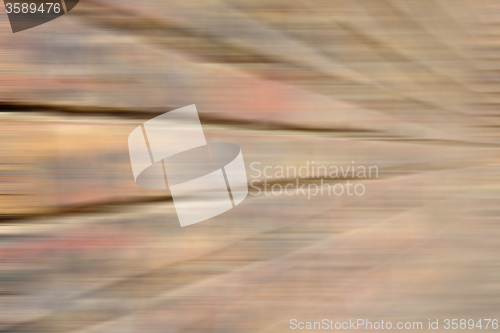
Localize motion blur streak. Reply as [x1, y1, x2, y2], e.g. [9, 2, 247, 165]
[0, 0, 500, 332]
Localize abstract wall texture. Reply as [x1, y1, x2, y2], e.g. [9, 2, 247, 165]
[0, 0, 499, 332]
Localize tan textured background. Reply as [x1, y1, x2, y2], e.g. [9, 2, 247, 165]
[0, 0, 500, 332]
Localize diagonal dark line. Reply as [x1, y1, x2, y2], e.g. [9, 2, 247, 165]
[221, 167, 235, 208]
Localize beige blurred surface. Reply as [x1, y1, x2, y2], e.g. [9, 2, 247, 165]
[0, 0, 500, 332]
